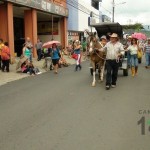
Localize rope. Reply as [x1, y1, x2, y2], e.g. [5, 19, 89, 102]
[95, 51, 106, 61]
[95, 50, 122, 64]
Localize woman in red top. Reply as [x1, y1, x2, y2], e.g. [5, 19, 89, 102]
[1, 42, 10, 72]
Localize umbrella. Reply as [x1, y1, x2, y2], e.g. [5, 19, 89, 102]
[42, 40, 60, 48]
[132, 33, 147, 40]
[16, 56, 28, 70]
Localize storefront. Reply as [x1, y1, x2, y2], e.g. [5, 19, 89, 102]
[67, 0, 100, 45]
[0, 0, 68, 57]
[68, 31, 84, 43]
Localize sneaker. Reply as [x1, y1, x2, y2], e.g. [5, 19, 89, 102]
[111, 85, 116, 88]
[105, 85, 110, 90]
[36, 72, 42, 75]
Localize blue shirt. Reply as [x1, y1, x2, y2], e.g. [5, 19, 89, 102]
[74, 48, 80, 54]
[51, 48, 60, 59]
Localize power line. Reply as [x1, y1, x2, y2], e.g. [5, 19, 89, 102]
[100, 5, 112, 14]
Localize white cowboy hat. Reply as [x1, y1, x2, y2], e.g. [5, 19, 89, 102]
[100, 35, 107, 40]
[110, 33, 118, 38]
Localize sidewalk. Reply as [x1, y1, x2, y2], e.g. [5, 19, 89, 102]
[0, 55, 76, 86]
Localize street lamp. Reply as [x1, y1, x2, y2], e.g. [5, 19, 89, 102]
[112, 0, 126, 22]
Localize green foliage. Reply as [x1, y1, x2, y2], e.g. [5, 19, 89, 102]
[122, 23, 144, 31]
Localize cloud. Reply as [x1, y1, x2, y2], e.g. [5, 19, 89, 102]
[100, 0, 150, 25]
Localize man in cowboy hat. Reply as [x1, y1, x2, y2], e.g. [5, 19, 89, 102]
[100, 33, 124, 90]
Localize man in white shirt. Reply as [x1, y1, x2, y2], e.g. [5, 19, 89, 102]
[102, 33, 124, 90]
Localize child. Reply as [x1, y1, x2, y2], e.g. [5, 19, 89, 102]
[1, 42, 10, 72]
[21, 60, 35, 76]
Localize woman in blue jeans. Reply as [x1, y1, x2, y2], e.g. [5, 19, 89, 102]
[127, 38, 139, 76]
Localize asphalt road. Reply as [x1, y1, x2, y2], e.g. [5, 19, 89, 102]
[0, 61, 150, 150]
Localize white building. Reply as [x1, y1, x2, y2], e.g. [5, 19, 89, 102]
[143, 25, 150, 31]
[67, 0, 101, 42]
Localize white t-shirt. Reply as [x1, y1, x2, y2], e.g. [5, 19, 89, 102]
[127, 45, 138, 55]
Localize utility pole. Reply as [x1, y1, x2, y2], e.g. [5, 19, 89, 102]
[112, 0, 126, 23]
[51, 15, 54, 40]
[112, 0, 115, 22]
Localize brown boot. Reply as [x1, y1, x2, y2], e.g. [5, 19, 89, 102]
[131, 67, 135, 77]
[135, 66, 138, 75]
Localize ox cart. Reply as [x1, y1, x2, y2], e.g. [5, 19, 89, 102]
[90, 22, 128, 76]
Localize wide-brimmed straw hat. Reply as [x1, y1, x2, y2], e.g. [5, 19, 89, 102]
[127, 36, 132, 39]
[110, 33, 118, 38]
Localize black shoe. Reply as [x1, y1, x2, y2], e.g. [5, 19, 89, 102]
[105, 85, 110, 90]
[75, 65, 78, 71]
[79, 64, 82, 70]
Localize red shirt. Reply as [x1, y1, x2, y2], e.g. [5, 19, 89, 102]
[1, 46, 10, 60]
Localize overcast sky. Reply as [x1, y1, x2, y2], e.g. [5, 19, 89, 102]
[100, 0, 150, 25]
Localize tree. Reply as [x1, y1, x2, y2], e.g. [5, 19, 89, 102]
[122, 23, 144, 31]
[134, 23, 144, 32]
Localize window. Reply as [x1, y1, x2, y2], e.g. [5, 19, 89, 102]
[91, 0, 99, 10]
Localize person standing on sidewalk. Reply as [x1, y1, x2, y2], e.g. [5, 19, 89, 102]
[35, 39, 43, 61]
[1, 42, 10, 72]
[144, 38, 150, 69]
[74, 40, 82, 71]
[0, 39, 4, 70]
[22, 44, 32, 62]
[24, 37, 33, 61]
[127, 38, 139, 76]
[101, 33, 124, 90]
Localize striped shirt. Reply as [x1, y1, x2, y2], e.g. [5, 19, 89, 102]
[145, 44, 150, 53]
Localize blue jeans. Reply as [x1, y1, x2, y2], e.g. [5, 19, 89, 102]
[127, 51, 131, 66]
[145, 52, 150, 66]
[130, 54, 138, 67]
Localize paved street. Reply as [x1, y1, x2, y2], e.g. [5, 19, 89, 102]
[0, 61, 150, 150]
